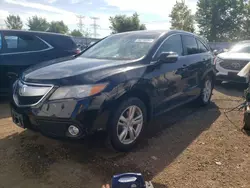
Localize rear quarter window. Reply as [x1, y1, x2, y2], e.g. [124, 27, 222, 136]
[49, 35, 77, 50]
[196, 39, 209, 53]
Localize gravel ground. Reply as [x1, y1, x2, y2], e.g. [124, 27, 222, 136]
[0, 83, 249, 188]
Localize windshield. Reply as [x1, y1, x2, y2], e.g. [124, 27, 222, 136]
[229, 44, 250, 53]
[81, 32, 161, 60]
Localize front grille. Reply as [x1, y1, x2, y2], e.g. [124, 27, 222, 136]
[17, 96, 43, 105]
[220, 60, 249, 71]
[13, 80, 53, 106]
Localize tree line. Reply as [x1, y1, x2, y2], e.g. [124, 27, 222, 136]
[4, 15, 88, 37]
[4, 0, 250, 41]
[170, 0, 250, 42]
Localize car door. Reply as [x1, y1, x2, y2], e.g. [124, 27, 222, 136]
[149, 34, 191, 115]
[181, 34, 203, 99]
[0, 32, 52, 94]
[0, 31, 7, 94]
[195, 38, 213, 89]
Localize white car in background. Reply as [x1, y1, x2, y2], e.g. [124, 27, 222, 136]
[215, 41, 250, 83]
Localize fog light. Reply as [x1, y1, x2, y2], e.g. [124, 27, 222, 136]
[68, 125, 80, 136]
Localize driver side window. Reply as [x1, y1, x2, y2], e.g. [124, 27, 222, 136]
[155, 35, 183, 58]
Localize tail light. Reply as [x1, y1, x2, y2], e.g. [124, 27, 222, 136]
[75, 48, 81, 54]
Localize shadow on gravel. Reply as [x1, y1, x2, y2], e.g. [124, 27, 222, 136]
[0, 102, 221, 187]
[215, 82, 247, 98]
[0, 97, 10, 119]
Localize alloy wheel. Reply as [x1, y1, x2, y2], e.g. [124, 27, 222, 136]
[117, 105, 143, 145]
[203, 79, 212, 103]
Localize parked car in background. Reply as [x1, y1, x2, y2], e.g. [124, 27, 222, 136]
[215, 41, 250, 83]
[11, 30, 215, 151]
[0, 30, 80, 96]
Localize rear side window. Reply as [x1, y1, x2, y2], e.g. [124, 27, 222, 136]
[3, 34, 49, 53]
[155, 34, 183, 57]
[196, 39, 209, 53]
[50, 36, 77, 50]
[182, 35, 199, 55]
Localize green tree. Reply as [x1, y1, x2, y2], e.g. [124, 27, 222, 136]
[48, 21, 69, 34]
[196, 0, 245, 41]
[27, 16, 49, 31]
[5, 15, 23, 29]
[109, 12, 146, 34]
[70, 29, 83, 37]
[241, 1, 250, 40]
[169, 0, 195, 32]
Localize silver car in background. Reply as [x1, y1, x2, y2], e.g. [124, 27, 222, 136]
[215, 41, 250, 83]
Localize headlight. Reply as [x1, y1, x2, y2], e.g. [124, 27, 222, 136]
[214, 57, 223, 65]
[49, 83, 108, 100]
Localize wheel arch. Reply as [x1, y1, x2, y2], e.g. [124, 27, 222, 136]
[110, 88, 153, 123]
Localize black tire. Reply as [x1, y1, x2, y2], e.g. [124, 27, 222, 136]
[196, 75, 214, 106]
[108, 97, 147, 152]
[243, 110, 250, 131]
[215, 80, 222, 85]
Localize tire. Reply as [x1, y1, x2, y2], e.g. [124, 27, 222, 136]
[215, 80, 222, 85]
[108, 97, 147, 152]
[243, 109, 250, 131]
[196, 75, 214, 106]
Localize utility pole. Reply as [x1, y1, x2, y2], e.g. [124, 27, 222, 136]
[90, 17, 100, 38]
[76, 15, 85, 33]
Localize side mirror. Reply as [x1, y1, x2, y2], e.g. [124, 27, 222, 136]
[158, 52, 178, 63]
[213, 50, 218, 56]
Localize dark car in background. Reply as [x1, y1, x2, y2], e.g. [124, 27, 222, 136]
[215, 41, 250, 83]
[0, 30, 80, 96]
[11, 30, 215, 151]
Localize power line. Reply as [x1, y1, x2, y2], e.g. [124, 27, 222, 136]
[90, 17, 100, 38]
[76, 15, 85, 33]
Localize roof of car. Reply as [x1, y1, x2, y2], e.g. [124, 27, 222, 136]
[112, 30, 195, 36]
[237, 40, 250, 44]
[0, 29, 71, 37]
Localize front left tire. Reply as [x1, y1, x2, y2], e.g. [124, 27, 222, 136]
[108, 97, 147, 152]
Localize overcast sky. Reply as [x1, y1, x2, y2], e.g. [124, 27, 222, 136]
[0, 0, 198, 38]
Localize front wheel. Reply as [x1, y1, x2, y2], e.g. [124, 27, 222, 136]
[196, 75, 214, 106]
[108, 98, 147, 152]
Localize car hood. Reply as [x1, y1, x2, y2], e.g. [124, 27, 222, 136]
[22, 56, 143, 85]
[218, 52, 250, 61]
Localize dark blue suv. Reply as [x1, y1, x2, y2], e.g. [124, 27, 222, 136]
[0, 30, 79, 96]
[11, 30, 215, 151]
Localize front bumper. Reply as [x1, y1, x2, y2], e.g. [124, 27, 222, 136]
[10, 96, 110, 139]
[215, 63, 248, 83]
[216, 73, 247, 83]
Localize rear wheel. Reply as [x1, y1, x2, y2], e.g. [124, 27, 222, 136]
[196, 75, 214, 106]
[108, 98, 147, 152]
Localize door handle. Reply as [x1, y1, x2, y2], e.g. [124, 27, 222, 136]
[7, 72, 18, 79]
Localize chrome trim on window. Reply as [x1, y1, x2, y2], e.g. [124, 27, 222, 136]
[0, 36, 54, 56]
[13, 81, 54, 107]
[152, 33, 182, 59]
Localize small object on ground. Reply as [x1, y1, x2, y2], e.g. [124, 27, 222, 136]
[215, 161, 222, 166]
[151, 156, 158, 160]
[111, 173, 151, 188]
